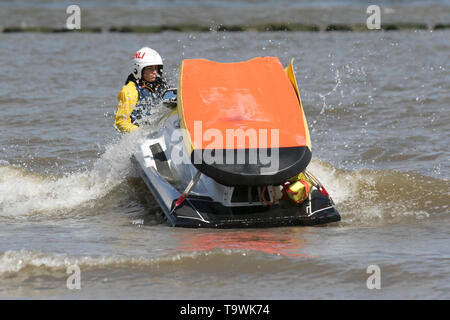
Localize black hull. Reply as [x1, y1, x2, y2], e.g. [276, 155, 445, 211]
[168, 189, 341, 228]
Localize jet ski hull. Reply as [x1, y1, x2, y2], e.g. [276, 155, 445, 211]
[132, 153, 340, 228]
[170, 190, 340, 228]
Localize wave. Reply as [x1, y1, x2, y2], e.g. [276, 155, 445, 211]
[4, 247, 445, 286]
[0, 132, 147, 219]
[0, 249, 165, 275]
[307, 160, 449, 226]
[0, 248, 304, 276]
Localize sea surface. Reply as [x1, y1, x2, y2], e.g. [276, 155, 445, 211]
[0, 0, 449, 300]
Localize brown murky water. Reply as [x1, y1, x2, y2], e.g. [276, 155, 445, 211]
[0, 0, 449, 299]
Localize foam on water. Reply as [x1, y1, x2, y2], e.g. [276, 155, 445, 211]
[307, 160, 449, 226]
[0, 132, 143, 218]
[0, 248, 289, 276]
[0, 249, 156, 274]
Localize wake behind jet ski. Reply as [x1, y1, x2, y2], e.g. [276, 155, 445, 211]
[132, 57, 341, 228]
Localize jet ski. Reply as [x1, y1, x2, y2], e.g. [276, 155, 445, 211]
[132, 57, 341, 228]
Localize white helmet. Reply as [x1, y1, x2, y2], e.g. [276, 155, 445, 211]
[132, 47, 163, 80]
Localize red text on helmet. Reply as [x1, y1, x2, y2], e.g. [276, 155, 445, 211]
[135, 51, 146, 59]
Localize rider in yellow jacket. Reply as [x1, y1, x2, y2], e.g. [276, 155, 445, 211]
[114, 47, 168, 133]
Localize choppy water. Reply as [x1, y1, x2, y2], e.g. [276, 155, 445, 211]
[0, 0, 449, 300]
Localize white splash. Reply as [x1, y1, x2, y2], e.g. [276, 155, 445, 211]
[0, 131, 147, 218]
